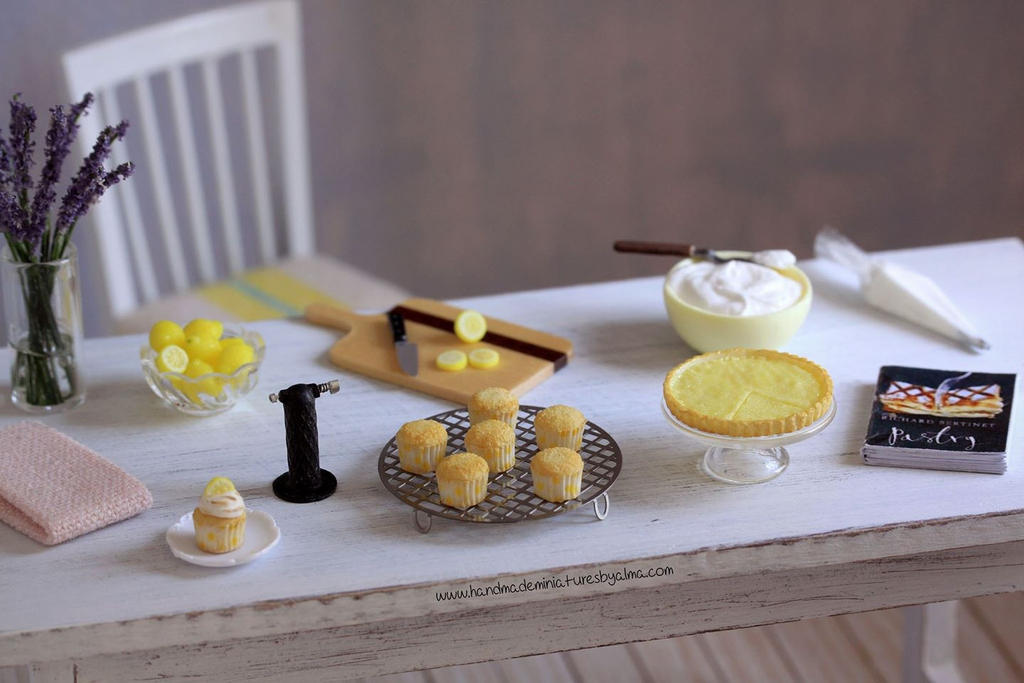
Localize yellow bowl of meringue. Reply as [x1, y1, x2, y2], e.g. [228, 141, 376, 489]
[663, 251, 812, 353]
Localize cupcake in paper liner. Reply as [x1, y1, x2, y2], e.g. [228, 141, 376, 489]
[396, 419, 448, 474]
[436, 452, 489, 509]
[465, 419, 516, 474]
[468, 387, 519, 429]
[531, 447, 584, 502]
[534, 404, 586, 451]
[193, 476, 246, 553]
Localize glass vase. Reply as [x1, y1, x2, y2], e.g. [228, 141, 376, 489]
[1, 243, 85, 413]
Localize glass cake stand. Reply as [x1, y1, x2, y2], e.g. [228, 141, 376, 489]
[661, 399, 837, 485]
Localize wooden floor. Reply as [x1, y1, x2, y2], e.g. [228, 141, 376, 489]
[359, 592, 1024, 683]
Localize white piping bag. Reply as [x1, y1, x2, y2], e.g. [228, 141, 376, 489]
[814, 228, 990, 351]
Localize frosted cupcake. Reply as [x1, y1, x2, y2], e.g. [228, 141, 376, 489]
[396, 419, 448, 474]
[534, 404, 586, 450]
[435, 452, 489, 509]
[193, 476, 246, 553]
[465, 419, 516, 474]
[468, 387, 518, 429]
[530, 447, 584, 502]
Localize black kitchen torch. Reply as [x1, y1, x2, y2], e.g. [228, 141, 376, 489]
[269, 379, 340, 503]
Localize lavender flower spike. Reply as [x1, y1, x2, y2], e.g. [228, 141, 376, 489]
[27, 93, 94, 250]
[103, 161, 135, 188]
[3, 97, 38, 241]
[25, 105, 68, 247]
[68, 92, 94, 125]
[0, 191, 21, 241]
[1, 92, 131, 261]
[7, 96, 37, 197]
[0, 134, 10, 191]
[56, 119, 129, 236]
[79, 160, 134, 218]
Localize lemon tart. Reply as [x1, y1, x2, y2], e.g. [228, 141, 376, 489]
[663, 348, 833, 437]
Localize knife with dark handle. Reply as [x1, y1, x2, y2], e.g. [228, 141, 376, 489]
[388, 311, 419, 376]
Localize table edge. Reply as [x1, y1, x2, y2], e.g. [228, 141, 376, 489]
[4, 505, 1024, 666]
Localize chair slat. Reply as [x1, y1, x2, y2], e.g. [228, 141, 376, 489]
[61, 1, 321, 324]
[61, 2, 292, 89]
[168, 66, 215, 282]
[201, 59, 245, 274]
[240, 49, 276, 265]
[135, 75, 189, 292]
[276, 2, 314, 256]
[102, 90, 160, 305]
[69, 89, 141, 318]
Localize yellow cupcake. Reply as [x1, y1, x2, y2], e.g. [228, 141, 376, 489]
[396, 419, 448, 474]
[534, 405, 586, 450]
[530, 447, 584, 502]
[465, 419, 516, 474]
[193, 476, 246, 553]
[468, 387, 518, 428]
[435, 452, 489, 509]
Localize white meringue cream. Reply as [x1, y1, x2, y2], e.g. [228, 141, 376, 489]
[751, 249, 797, 269]
[670, 259, 803, 316]
[198, 490, 245, 518]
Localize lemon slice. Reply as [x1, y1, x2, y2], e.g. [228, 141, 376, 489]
[156, 344, 189, 374]
[468, 348, 500, 369]
[454, 310, 487, 343]
[203, 476, 236, 498]
[436, 349, 468, 371]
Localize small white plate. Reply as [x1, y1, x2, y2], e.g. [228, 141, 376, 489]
[166, 508, 280, 567]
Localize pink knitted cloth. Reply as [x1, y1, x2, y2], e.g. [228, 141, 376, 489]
[0, 421, 152, 545]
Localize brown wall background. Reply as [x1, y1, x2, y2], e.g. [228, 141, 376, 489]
[313, 0, 1024, 298]
[3, 0, 1023, 330]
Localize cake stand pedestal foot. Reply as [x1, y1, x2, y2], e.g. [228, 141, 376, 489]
[701, 446, 789, 485]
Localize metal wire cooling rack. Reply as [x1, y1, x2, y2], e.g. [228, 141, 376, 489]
[378, 405, 623, 533]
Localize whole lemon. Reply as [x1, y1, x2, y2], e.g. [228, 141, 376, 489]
[183, 318, 224, 341]
[185, 359, 215, 378]
[184, 335, 221, 365]
[216, 342, 256, 375]
[181, 359, 224, 402]
[149, 320, 185, 352]
[182, 376, 225, 403]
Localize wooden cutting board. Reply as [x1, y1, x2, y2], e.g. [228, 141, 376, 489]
[305, 298, 573, 404]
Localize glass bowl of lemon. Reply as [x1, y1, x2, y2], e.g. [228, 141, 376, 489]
[140, 319, 266, 416]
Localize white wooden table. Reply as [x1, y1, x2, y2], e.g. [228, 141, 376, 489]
[1, 238, 1022, 682]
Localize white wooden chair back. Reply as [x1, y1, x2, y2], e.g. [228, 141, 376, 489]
[62, 0, 314, 320]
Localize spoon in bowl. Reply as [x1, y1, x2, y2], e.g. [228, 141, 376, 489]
[613, 240, 751, 263]
[614, 241, 798, 269]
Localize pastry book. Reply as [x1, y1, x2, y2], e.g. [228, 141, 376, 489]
[861, 366, 1016, 474]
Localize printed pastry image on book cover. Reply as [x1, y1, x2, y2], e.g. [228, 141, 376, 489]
[879, 375, 1004, 418]
[862, 366, 1016, 474]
